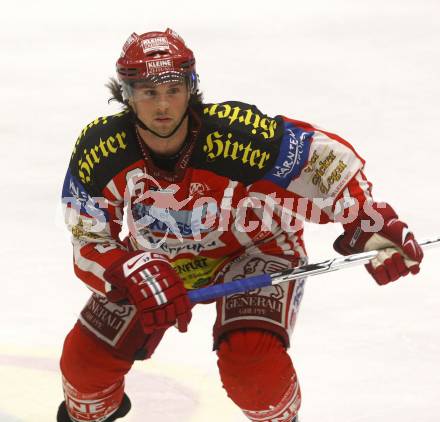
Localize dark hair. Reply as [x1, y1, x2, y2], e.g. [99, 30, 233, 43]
[106, 77, 204, 109]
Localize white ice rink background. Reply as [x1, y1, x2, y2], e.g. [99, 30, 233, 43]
[1, 0, 439, 420]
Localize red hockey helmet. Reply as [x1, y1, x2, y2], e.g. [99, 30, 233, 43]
[116, 28, 198, 99]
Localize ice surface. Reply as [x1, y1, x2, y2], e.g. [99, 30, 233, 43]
[1, 0, 439, 420]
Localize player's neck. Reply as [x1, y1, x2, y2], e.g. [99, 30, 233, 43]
[137, 117, 189, 157]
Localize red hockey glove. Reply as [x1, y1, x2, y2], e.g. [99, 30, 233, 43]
[333, 202, 423, 285]
[104, 252, 192, 333]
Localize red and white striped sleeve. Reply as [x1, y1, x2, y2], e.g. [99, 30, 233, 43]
[62, 169, 129, 299]
[283, 118, 373, 224]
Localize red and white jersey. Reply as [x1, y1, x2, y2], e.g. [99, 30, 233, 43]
[61, 101, 373, 296]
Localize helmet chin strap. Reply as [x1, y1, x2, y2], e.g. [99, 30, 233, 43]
[130, 106, 189, 139]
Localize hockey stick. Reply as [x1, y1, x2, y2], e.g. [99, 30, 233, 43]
[187, 236, 440, 303]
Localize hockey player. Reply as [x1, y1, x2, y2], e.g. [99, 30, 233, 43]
[58, 28, 424, 422]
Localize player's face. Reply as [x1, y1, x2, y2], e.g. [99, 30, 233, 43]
[130, 81, 190, 137]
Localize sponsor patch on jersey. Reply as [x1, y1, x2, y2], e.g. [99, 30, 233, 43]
[218, 256, 291, 324]
[79, 294, 136, 348]
[132, 202, 216, 238]
[193, 102, 282, 185]
[264, 122, 312, 188]
[171, 256, 225, 289]
[62, 170, 109, 222]
[189, 182, 209, 197]
[75, 130, 128, 185]
[203, 102, 278, 140]
[302, 146, 348, 196]
[143, 231, 225, 258]
[287, 130, 363, 199]
[202, 131, 273, 170]
[72, 112, 129, 158]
